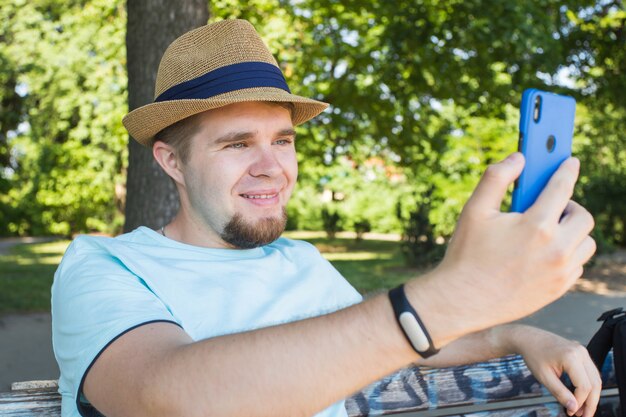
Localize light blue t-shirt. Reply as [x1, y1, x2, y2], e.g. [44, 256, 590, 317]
[52, 226, 362, 417]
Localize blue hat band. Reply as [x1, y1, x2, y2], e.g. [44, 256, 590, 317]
[154, 61, 291, 103]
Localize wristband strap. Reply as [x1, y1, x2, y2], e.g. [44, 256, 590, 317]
[388, 284, 439, 358]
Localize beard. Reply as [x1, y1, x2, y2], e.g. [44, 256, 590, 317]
[220, 208, 287, 249]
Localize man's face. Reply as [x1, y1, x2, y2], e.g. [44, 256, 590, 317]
[180, 102, 298, 249]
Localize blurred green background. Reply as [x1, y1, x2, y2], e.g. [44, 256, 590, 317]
[1, 0, 624, 259]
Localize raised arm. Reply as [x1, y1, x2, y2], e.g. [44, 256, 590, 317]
[83, 153, 597, 417]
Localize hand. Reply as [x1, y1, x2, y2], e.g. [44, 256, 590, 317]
[409, 153, 596, 344]
[506, 326, 602, 417]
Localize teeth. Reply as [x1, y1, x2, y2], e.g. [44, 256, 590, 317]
[242, 194, 276, 199]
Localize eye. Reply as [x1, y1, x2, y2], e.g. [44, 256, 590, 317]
[274, 138, 293, 145]
[228, 142, 247, 149]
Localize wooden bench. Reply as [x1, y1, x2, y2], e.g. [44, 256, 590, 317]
[0, 353, 619, 416]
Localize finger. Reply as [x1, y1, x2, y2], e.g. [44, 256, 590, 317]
[568, 358, 594, 417]
[551, 238, 594, 292]
[526, 157, 580, 224]
[566, 266, 585, 289]
[573, 384, 592, 417]
[538, 371, 578, 415]
[581, 357, 602, 417]
[570, 236, 597, 269]
[559, 202, 595, 252]
[466, 153, 525, 213]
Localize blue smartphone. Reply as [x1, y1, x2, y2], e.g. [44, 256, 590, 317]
[511, 89, 576, 213]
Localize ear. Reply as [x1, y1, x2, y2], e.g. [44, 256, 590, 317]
[153, 141, 186, 187]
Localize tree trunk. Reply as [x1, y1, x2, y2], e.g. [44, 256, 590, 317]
[124, 0, 209, 232]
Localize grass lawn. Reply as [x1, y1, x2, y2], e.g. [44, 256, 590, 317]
[284, 231, 424, 294]
[0, 232, 424, 315]
[0, 240, 70, 314]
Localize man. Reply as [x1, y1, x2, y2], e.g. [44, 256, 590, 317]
[52, 19, 600, 417]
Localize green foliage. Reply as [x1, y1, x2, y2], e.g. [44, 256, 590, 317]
[428, 105, 519, 236]
[564, 3, 626, 248]
[287, 156, 410, 235]
[1, 0, 127, 236]
[395, 187, 445, 267]
[573, 103, 626, 249]
[565, 3, 626, 110]
[320, 157, 410, 233]
[285, 183, 325, 230]
[1, 0, 623, 261]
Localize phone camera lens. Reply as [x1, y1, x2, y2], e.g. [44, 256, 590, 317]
[546, 135, 556, 153]
[533, 96, 542, 122]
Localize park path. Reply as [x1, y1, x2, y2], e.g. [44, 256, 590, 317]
[0, 313, 57, 392]
[0, 237, 61, 392]
[0, 237, 59, 255]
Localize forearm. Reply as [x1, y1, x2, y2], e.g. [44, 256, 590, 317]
[141, 274, 542, 417]
[148, 268, 533, 416]
[417, 324, 527, 368]
[145, 295, 417, 417]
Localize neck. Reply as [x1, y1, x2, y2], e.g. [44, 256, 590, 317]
[162, 209, 235, 250]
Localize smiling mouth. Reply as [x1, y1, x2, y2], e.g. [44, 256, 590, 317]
[240, 193, 278, 200]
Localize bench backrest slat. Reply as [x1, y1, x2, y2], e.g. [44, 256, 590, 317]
[0, 388, 61, 416]
[346, 353, 617, 416]
[0, 352, 617, 416]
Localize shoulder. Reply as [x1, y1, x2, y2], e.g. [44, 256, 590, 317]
[61, 227, 151, 259]
[271, 238, 363, 306]
[270, 237, 323, 256]
[58, 235, 114, 268]
[58, 233, 124, 268]
[53, 237, 115, 296]
[54, 229, 148, 285]
[272, 237, 317, 250]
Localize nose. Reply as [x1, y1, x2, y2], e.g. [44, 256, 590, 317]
[249, 145, 282, 178]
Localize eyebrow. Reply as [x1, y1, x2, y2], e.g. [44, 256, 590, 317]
[212, 128, 297, 146]
[277, 128, 297, 138]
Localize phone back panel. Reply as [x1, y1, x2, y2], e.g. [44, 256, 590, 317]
[511, 89, 576, 213]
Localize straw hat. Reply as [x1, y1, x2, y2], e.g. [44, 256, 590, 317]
[122, 19, 328, 146]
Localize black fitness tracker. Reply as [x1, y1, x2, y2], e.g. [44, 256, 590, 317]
[388, 284, 439, 358]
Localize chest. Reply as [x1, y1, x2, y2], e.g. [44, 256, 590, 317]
[138, 255, 356, 340]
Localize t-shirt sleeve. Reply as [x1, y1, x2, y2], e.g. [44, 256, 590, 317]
[51, 238, 181, 415]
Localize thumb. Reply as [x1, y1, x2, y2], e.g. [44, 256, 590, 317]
[466, 153, 525, 213]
